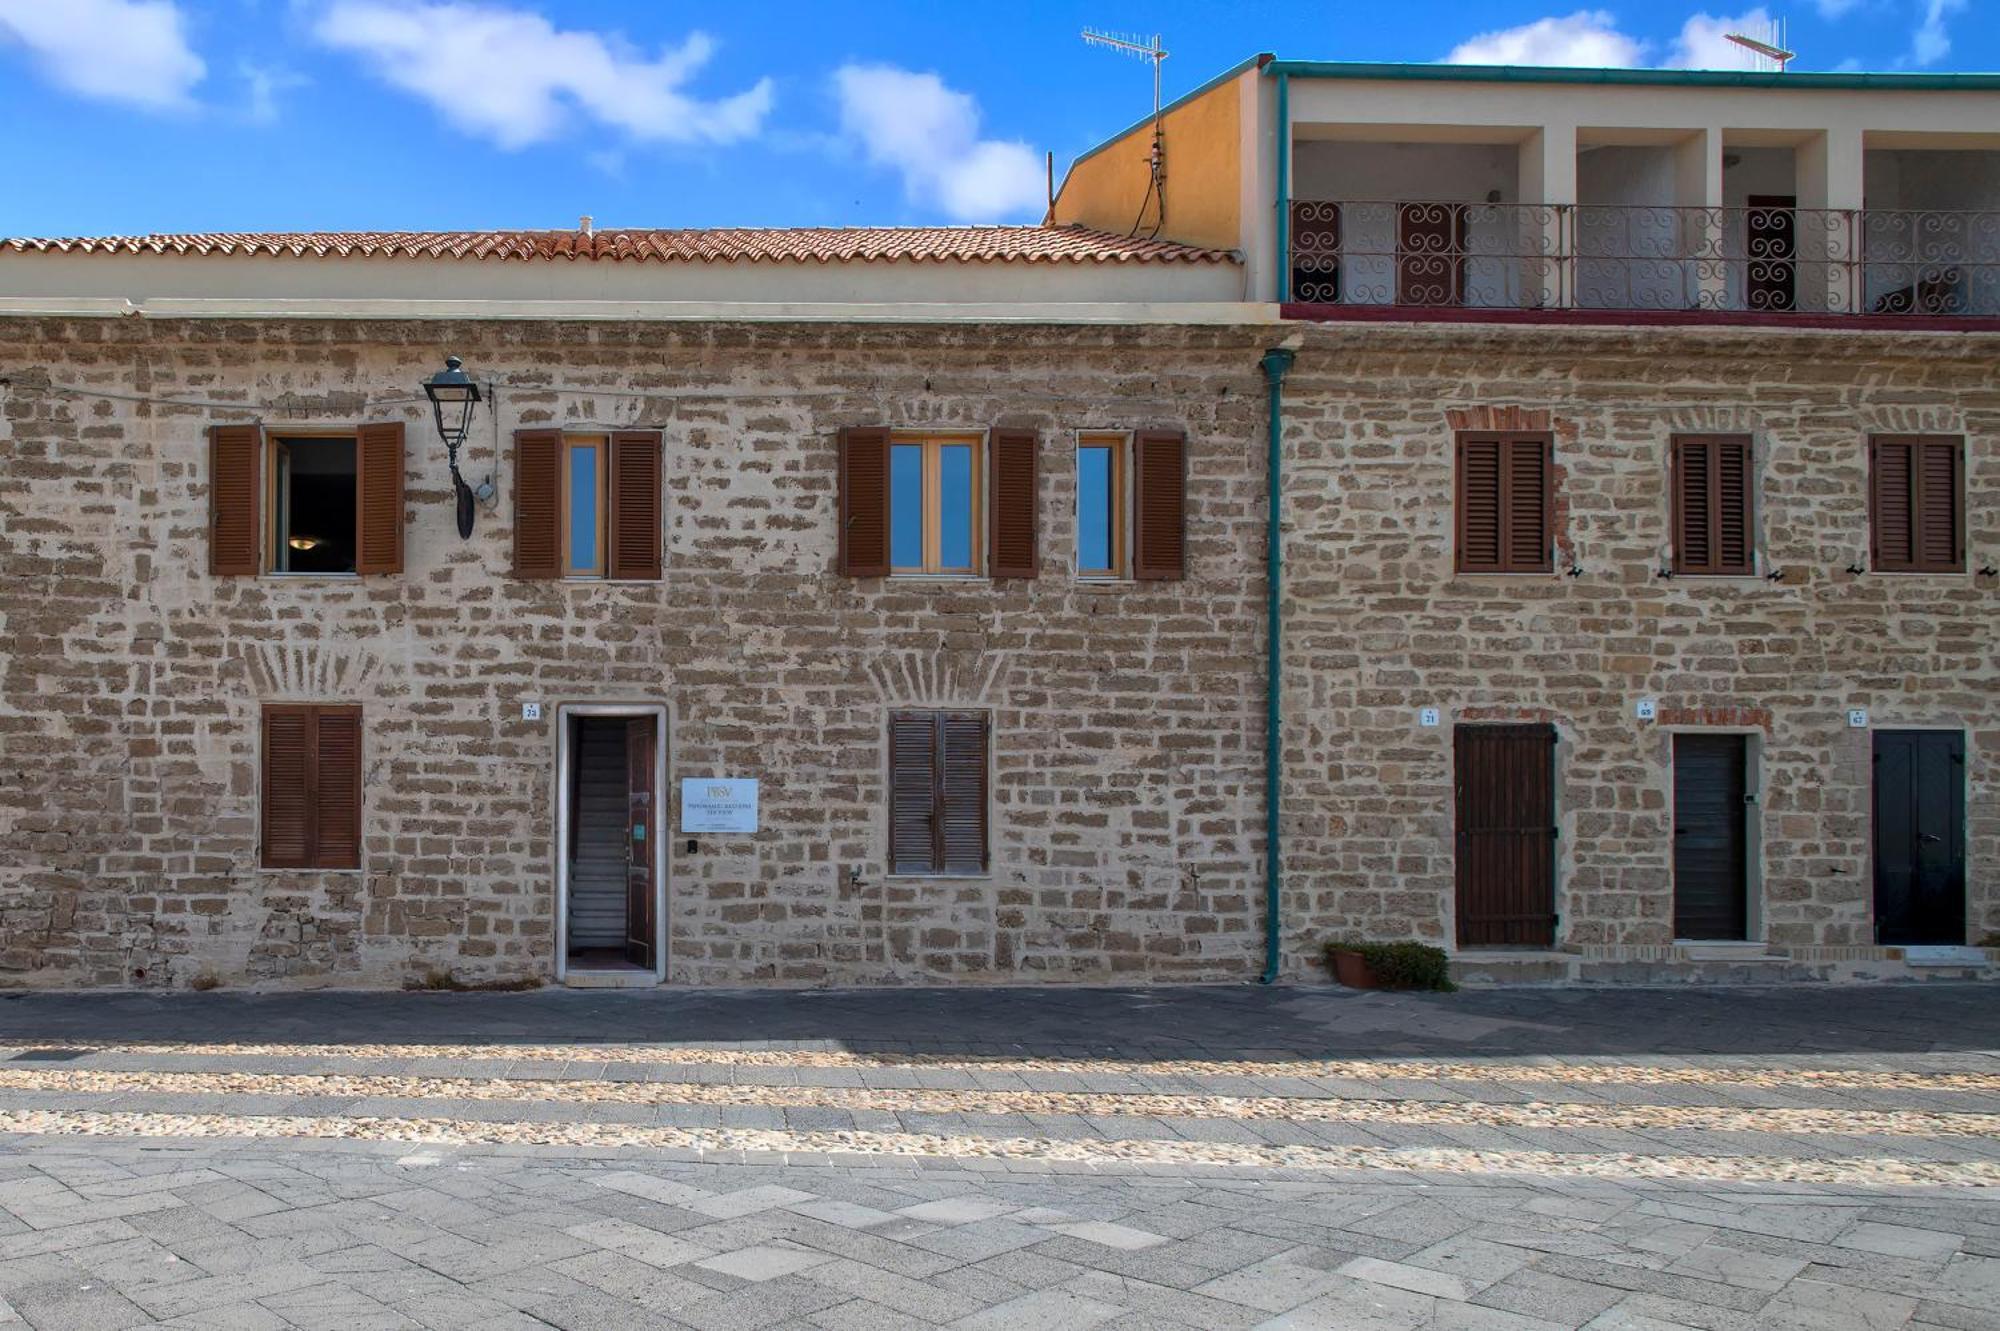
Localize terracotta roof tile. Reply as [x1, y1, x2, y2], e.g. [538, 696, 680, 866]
[0, 225, 1236, 266]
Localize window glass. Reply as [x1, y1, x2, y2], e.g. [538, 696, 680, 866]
[273, 437, 357, 573]
[1078, 444, 1114, 573]
[937, 444, 973, 571]
[567, 443, 600, 575]
[891, 444, 924, 569]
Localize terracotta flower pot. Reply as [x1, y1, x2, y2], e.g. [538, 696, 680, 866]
[1329, 949, 1380, 989]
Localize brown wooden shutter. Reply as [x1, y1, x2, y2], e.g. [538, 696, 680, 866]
[354, 422, 405, 575]
[987, 428, 1038, 579]
[1672, 434, 1753, 576]
[1131, 428, 1187, 580]
[512, 429, 562, 579]
[1871, 435, 1963, 572]
[311, 707, 363, 868]
[1917, 438, 1964, 571]
[839, 427, 891, 577]
[209, 424, 262, 576]
[888, 711, 938, 874]
[261, 705, 312, 868]
[607, 429, 663, 580]
[1505, 436, 1551, 572]
[938, 711, 989, 874]
[1456, 436, 1503, 571]
[1457, 433, 1551, 573]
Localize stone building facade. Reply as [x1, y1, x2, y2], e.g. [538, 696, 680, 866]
[1, 308, 1992, 989]
[0, 313, 1279, 988]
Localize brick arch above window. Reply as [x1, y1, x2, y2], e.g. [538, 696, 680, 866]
[1444, 406, 1552, 434]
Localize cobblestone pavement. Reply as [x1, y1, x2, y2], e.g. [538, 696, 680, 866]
[0, 984, 1995, 1329]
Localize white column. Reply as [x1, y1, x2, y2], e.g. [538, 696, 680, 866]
[1798, 127, 1865, 312]
[1520, 124, 1576, 307]
[1676, 128, 1725, 310]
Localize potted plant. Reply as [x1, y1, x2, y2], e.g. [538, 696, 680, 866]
[1324, 939, 1455, 992]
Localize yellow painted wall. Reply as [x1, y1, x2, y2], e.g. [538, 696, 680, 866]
[1054, 71, 1246, 251]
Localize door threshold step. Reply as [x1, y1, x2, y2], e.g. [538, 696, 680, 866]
[1901, 946, 1991, 968]
[1678, 943, 1784, 962]
[563, 968, 658, 988]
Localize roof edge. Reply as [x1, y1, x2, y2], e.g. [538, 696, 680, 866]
[1261, 60, 2000, 91]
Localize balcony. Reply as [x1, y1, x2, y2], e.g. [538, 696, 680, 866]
[1287, 200, 2000, 319]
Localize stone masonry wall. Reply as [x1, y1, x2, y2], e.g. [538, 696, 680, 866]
[0, 317, 1272, 988]
[1, 314, 1993, 989]
[1278, 323, 1997, 969]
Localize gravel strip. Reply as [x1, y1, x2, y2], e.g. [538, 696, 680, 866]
[2, 1066, 1993, 1140]
[6, 1043, 1991, 1092]
[3, 1107, 1993, 1187]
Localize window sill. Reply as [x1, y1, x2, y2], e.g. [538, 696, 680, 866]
[263, 572, 360, 580]
[883, 872, 993, 882]
[257, 866, 364, 874]
[888, 574, 989, 583]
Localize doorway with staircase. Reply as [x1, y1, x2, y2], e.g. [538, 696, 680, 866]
[555, 704, 666, 985]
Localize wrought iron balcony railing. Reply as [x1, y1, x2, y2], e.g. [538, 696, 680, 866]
[1288, 200, 2000, 317]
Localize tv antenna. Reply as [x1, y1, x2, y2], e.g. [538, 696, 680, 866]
[1725, 18, 1795, 72]
[1082, 28, 1170, 237]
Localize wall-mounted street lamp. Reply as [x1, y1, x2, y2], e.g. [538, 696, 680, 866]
[422, 355, 484, 539]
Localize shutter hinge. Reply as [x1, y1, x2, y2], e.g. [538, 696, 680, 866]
[1549, 825, 1559, 840]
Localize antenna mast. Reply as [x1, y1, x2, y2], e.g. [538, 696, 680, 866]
[1082, 28, 1170, 237]
[1725, 17, 1795, 71]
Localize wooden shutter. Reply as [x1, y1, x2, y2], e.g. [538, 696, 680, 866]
[1872, 435, 1964, 573]
[311, 707, 362, 868]
[262, 704, 362, 869]
[354, 422, 405, 575]
[938, 712, 990, 874]
[607, 429, 663, 580]
[261, 705, 312, 868]
[838, 427, 891, 577]
[512, 429, 562, 579]
[209, 424, 262, 576]
[1672, 434, 1753, 575]
[888, 711, 938, 874]
[1457, 433, 1551, 573]
[987, 428, 1038, 579]
[1131, 428, 1187, 580]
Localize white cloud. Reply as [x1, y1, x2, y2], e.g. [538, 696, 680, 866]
[240, 60, 308, 124]
[1446, 11, 1643, 66]
[1447, 7, 1795, 71]
[0, 0, 205, 110]
[833, 63, 1045, 221]
[1910, 0, 1965, 65]
[313, 2, 773, 149]
[1670, 10, 1779, 68]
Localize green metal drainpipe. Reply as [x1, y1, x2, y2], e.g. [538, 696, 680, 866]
[1258, 346, 1295, 985]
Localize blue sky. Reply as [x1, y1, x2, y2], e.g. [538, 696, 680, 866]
[0, 1, 1992, 237]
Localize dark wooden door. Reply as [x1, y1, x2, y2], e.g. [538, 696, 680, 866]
[1745, 194, 1796, 312]
[1874, 731, 1965, 945]
[624, 716, 658, 968]
[1455, 724, 1555, 947]
[1398, 202, 1468, 306]
[1673, 735, 1749, 940]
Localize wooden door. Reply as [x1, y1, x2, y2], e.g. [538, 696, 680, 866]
[1745, 194, 1796, 312]
[1398, 203, 1467, 306]
[1673, 735, 1749, 940]
[624, 716, 658, 968]
[1874, 731, 1965, 945]
[1455, 724, 1556, 947]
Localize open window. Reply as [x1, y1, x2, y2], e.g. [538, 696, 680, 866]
[271, 435, 358, 574]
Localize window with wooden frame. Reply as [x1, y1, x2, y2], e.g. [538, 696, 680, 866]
[1870, 435, 1965, 573]
[1455, 432, 1553, 574]
[1076, 433, 1128, 578]
[261, 704, 363, 870]
[890, 434, 983, 575]
[1671, 434, 1755, 576]
[208, 423, 404, 576]
[512, 429, 661, 580]
[887, 709, 989, 876]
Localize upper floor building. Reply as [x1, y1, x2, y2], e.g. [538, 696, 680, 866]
[1054, 56, 2000, 324]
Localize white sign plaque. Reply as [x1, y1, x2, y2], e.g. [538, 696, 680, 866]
[681, 778, 759, 833]
[521, 702, 543, 721]
[1635, 698, 1657, 721]
[1418, 707, 1440, 728]
[1847, 708, 1869, 729]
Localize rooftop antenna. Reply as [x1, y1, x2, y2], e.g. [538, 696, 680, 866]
[1082, 28, 1169, 237]
[1725, 17, 1795, 71]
